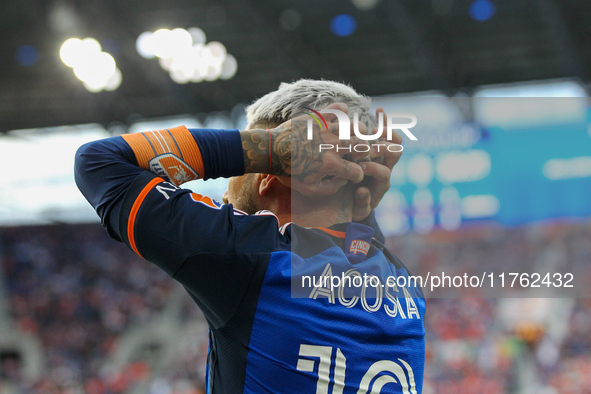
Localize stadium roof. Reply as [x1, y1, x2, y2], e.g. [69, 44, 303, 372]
[1, 0, 590, 133]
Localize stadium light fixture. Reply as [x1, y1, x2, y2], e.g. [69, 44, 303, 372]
[59, 37, 121, 93]
[136, 27, 237, 84]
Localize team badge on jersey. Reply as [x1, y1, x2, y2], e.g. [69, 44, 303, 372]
[149, 153, 199, 185]
[350, 239, 370, 255]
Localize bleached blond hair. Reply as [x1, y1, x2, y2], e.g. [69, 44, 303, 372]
[245, 79, 376, 130]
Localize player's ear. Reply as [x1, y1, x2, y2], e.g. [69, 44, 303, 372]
[222, 190, 229, 204]
[259, 174, 280, 196]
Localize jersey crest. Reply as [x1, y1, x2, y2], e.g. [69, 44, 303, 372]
[149, 153, 199, 185]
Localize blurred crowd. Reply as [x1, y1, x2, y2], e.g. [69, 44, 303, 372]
[0, 218, 589, 393]
[386, 219, 591, 394]
[0, 224, 176, 393]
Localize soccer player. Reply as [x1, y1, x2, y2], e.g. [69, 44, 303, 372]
[75, 80, 425, 394]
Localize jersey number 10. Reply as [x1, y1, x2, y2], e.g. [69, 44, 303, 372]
[296, 344, 417, 394]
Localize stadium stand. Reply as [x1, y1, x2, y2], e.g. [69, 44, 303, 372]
[387, 219, 591, 394]
[1, 219, 590, 393]
[0, 224, 193, 393]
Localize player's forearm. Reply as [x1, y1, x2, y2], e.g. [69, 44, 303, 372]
[121, 126, 244, 184]
[240, 127, 291, 176]
[74, 126, 244, 238]
[240, 121, 320, 179]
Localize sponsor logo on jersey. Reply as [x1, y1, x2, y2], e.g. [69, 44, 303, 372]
[349, 239, 370, 255]
[149, 153, 199, 185]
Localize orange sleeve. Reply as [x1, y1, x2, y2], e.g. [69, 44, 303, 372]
[121, 126, 205, 186]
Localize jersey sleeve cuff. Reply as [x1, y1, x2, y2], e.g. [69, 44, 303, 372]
[189, 128, 245, 179]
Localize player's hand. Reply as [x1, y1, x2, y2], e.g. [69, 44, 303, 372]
[272, 103, 368, 196]
[352, 107, 403, 221]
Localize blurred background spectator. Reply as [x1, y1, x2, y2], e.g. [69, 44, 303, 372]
[1, 0, 591, 393]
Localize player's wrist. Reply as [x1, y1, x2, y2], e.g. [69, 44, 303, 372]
[240, 128, 290, 176]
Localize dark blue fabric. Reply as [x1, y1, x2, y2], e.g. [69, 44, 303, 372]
[243, 224, 426, 394]
[189, 128, 244, 179]
[357, 210, 385, 244]
[344, 222, 374, 264]
[74, 129, 243, 238]
[74, 136, 140, 240]
[73, 129, 421, 394]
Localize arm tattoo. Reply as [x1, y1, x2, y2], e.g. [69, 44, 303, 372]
[240, 121, 326, 180]
[240, 129, 271, 174]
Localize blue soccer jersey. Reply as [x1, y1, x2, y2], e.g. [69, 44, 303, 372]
[74, 126, 426, 394]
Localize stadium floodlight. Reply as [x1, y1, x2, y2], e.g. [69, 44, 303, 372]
[170, 68, 192, 84]
[60, 38, 82, 66]
[81, 38, 101, 54]
[220, 54, 238, 80]
[150, 29, 173, 58]
[80, 71, 122, 93]
[83, 78, 107, 93]
[169, 28, 193, 55]
[73, 52, 116, 84]
[136, 27, 237, 84]
[104, 68, 122, 91]
[136, 31, 155, 58]
[204, 63, 223, 81]
[188, 27, 206, 45]
[60, 38, 101, 68]
[206, 42, 227, 63]
[59, 37, 121, 93]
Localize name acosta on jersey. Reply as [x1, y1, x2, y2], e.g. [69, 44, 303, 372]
[303, 263, 421, 320]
